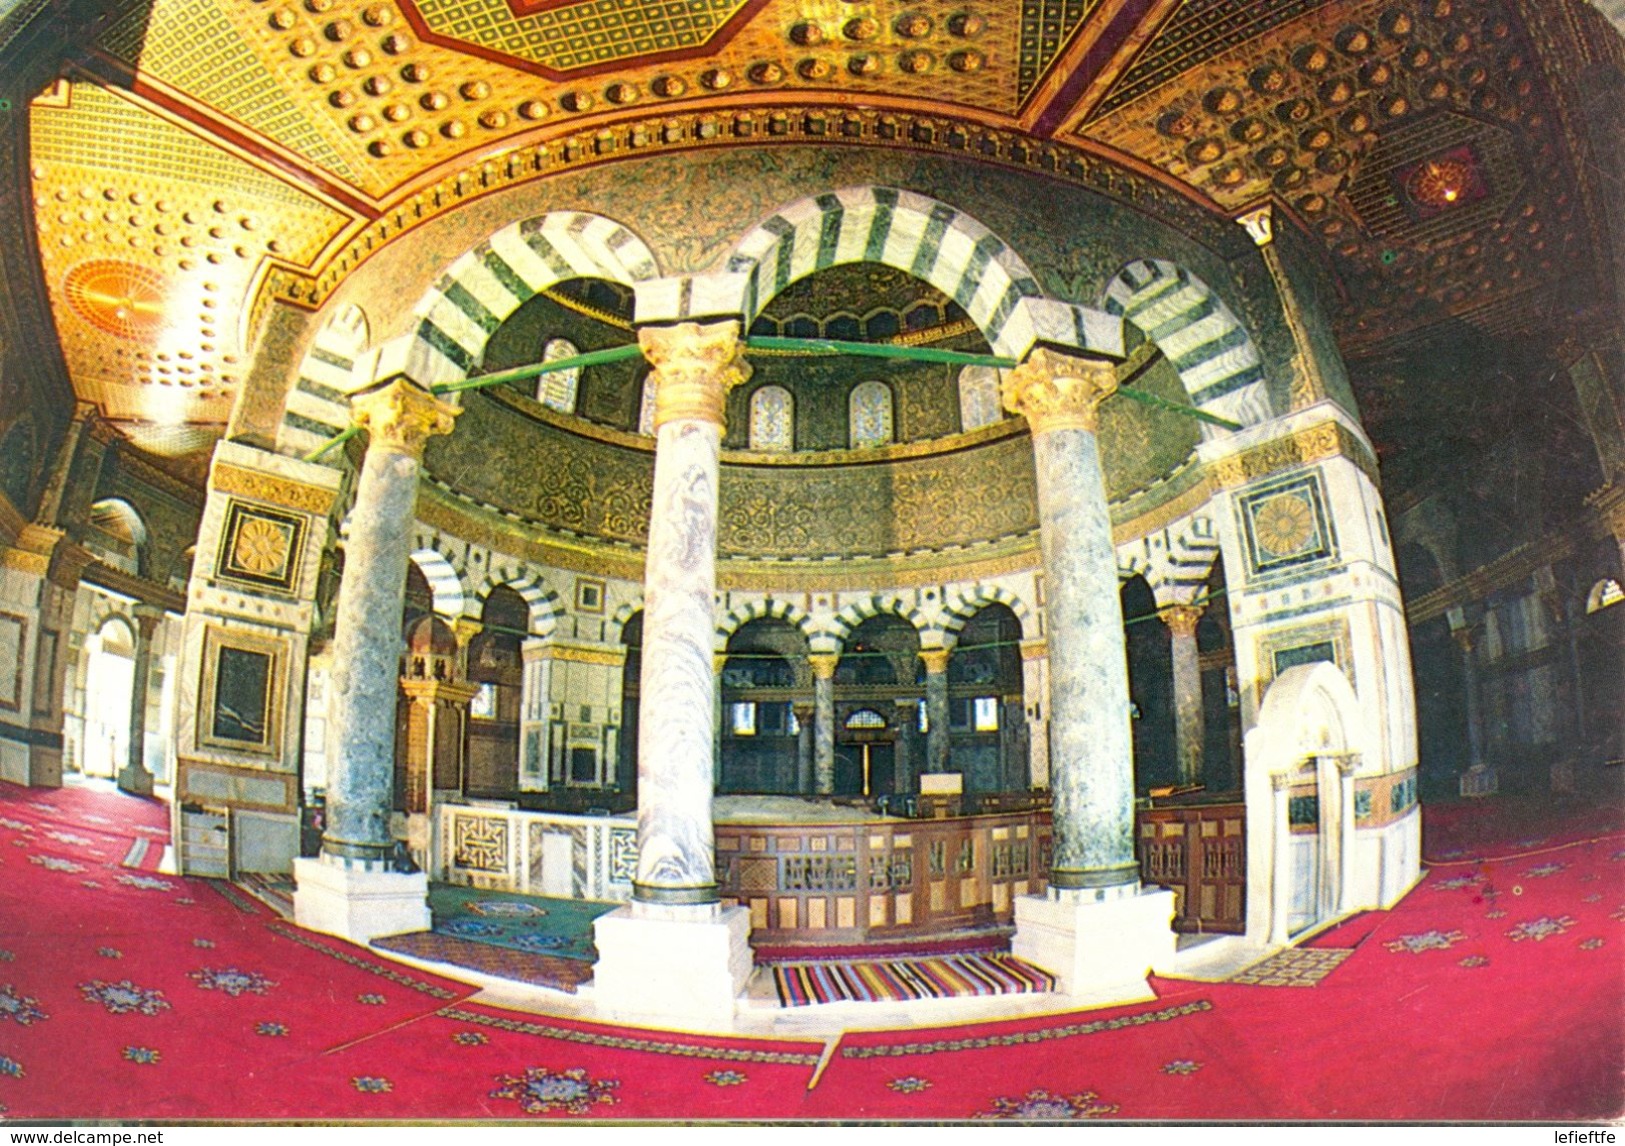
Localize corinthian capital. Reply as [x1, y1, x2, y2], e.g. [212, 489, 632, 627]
[351, 379, 459, 460]
[1158, 603, 1205, 639]
[1001, 347, 1120, 435]
[638, 320, 752, 430]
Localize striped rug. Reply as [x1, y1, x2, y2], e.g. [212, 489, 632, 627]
[771, 953, 1056, 1006]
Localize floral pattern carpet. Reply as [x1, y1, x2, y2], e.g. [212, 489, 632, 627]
[0, 777, 1620, 1122]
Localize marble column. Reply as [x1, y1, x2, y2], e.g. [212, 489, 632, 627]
[1238, 205, 1328, 412]
[626, 321, 749, 906]
[1159, 603, 1205, 788]
[712, 652, 726, 790]
[920, 647, 951, 775]
[593, 320, 753, 1025]
[1335, 755, 1359, 916]
[319, 380, 458, 863]
[1002, 350, 1138, 892]
[1268, 771, 1293, 948]
[116, 605, 163, 796]
[793, 702, 815, 795]
[1454, 625, 1487, 769]
[894, 698, 918, 795]
[294, 375, 457, 944]
[1005, 348, 1175, 1003]
[809, 653, 837, 796]
[1020, 638, 1050, 789]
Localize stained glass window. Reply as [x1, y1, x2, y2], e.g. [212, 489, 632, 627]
[637, 374, 657, 435]
[536, 338, 580, 413]
[849, 381, 894, 448]
[958, 365, 1005, 431]
[748, 385, 794, 451]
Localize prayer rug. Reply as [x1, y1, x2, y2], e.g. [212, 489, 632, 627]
[1226, 947, 1353, 986]
[753, 933, 1008, 963]
[373, 931, 596, 993]
[234, 872, 295, 918]
[420, 884, 617, 962]
[771, 952, 1055, 1006]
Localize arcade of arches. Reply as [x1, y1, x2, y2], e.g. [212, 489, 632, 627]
[1, 0, 1623, 1029]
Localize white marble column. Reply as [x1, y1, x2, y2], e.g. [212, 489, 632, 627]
[519, 636, 552, 792]
[1005, 348, 1175, 1002]
[593, 320, 753, 1024]
[1159, 603, 1205, 788]
[809, 652, 837, 795]
[1269, 770, 1293, 948]
[294, 376, 456, 944]
[920, 646, 951, 775]
[626, 321, 749, 905]
[1021, 638, 1050, 789]
[793, 702, 815, 794]
[116, 605, 163, 797]
[1335, 755, 1358, 916]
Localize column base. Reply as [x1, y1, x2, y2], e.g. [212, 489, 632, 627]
[1012, 886, 1176, 1006]
[591, 903, 752, 1027]
[116, 765, 154, 797]
[292, 855, 430, 944]
[1459, 763, 1497, 798]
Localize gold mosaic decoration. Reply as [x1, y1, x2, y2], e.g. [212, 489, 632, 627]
[31, 79, 352, 450]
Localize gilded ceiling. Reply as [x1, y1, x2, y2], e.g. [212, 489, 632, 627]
[13, 0, 1622, 478]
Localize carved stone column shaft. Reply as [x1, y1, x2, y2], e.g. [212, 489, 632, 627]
[322, 379, 458, 863]
[1004, 349, 1137, 891]
[631, 321, 748, 905]
[920, 646, 951, 775]
[1160, 603, 1205, 788]
[809, 652, 837, 796]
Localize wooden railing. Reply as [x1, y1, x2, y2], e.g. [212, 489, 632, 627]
[1136, 801, 1247, 933]
[716, 811, 1053, 944]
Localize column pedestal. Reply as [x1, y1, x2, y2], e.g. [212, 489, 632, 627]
[591, 903, 752, 1026]
[1011, 887, 1176, 1005]
[292, 855, 430, 943]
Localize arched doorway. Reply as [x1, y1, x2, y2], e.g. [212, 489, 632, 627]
[834, 614, 922, 798]
[465, 586, 527, 795]
[1122, 575, 1175, 793]
[80, 615, 136, 779]
[947, 603, 1025, 794]
[719, 617, 808, 795]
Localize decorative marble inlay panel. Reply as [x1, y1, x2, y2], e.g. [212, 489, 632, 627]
[607, 827, 637, 885]
[1235, 469, 1336, 581]
[214, 500, 307, 595]
[453, 814, 509, 873]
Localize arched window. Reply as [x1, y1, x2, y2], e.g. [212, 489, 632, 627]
[848, 381, 894, 449]
[748, 385, 794, 451]
[957, 365, 1004, 431]
[536, 338, 580, 413]
[637, 374, 657, 436]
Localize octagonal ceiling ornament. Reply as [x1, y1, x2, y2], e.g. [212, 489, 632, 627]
[397, 0, 770, 79]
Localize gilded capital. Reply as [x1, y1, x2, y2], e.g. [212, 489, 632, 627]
[638, 320, 752, 430]
[807, 652, 838, 681]
[1001, 348, 1120, 435]
[1158, 603, 1205, 639]
[917, 647, 951, 675]
[351, 379, 459, 460]
[1237, 204, 1275, 247]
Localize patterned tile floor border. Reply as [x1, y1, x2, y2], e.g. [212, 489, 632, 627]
[1228, 947, 1354, 987]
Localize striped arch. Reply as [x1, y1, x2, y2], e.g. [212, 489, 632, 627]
[827, 594, 929, 652]
[407, 211, 659, 391]
[474, 570, 561, 637]
[726, 187, 1044, 359]
[1115, 512, 1222, 608]
[940, 584, 1034, 648]
[278, 303, 371, 461]
[1101, 260, 1272, 429]
[408, 547, 468, 618]
[715, 596, 814, 644]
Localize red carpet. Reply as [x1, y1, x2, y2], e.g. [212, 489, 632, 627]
[0, 778, 1620, 1122]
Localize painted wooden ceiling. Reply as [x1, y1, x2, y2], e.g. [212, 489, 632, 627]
[18, 0, 1623, 479]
